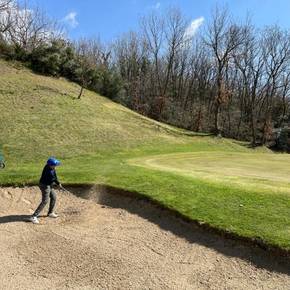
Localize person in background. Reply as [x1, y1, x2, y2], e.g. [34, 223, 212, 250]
[30, 157, 62, 224]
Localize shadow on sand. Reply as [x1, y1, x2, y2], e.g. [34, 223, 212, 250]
[0, 215, 31, 223]
[68, 184, 290, 277]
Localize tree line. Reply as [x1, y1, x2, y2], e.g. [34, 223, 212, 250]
[1, 0, 290, 146]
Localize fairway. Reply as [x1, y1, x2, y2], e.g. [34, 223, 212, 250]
[130, 152, 290, 193]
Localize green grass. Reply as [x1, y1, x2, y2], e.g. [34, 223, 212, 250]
[129, 151, 290, 194]
[0, 59, 289, 251]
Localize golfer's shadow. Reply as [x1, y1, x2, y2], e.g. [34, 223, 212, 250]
[0, 214, 51, 224]
[0, 215, 31, 224]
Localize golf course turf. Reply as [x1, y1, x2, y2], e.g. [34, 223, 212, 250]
[0, 60, 290, 252]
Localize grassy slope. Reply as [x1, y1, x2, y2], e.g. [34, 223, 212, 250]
[0, 60, 289, 250]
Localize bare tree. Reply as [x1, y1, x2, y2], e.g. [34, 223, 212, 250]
[75, 37, 107, 68]
[0, 0, 14, 34]
[163, 9, 187, 94]
[234, 23, 265, 145]
[261, 27, 290, 143]
[113, 31, 149, 111]
[141, 13, 164, 100]
[0, 0, 12, 13]
[5, 1, 60, 52]
[205, 7, 244, 135]
[73, 38, 112, 99]
[278, 68, 290, 127]
[74, 40, 94, 99]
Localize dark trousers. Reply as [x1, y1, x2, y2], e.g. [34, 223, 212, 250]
[33, 184, 56, 217]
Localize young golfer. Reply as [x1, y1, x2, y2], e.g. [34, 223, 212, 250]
[30, 157, 62, 224]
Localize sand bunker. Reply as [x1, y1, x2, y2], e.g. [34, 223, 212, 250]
[0, 186, 289, 289]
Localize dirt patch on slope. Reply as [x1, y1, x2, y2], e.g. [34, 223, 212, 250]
[0, 186, 289, 289]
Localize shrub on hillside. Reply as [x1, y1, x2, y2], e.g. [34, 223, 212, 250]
[29, 40, 76, 77]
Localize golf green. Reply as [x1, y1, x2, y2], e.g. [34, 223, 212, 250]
[129, 152, 290, 194]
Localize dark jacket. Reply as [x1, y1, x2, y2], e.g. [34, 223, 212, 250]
[39, 164, 60, 186]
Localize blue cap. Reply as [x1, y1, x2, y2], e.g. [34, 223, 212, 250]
[47, 157, 61, 166]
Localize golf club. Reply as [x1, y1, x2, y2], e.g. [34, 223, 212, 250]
[59, 185, 70, 193]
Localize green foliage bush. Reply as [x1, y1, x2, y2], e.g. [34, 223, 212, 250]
[0, 39, 124, 100]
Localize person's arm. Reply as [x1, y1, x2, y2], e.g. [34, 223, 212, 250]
[53, 170, 60, 186]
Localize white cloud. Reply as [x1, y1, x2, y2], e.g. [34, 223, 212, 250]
[184, 17, 204, 40]
[148, 2, 160, 10]
[154, 2, 161, 9]
[63, 11, 78, 28]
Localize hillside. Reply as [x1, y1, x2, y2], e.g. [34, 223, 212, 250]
[0, 60, 290, 252]
[0, 60, 187, 161]
[0, 59, 250, 183]
[0, 60, 250, 161]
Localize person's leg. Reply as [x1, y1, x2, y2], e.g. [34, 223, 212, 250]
[48, 187, 57, 215]
[32, 185, 50, 217]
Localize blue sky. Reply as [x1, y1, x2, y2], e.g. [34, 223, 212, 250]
[29, 0, 290, 42]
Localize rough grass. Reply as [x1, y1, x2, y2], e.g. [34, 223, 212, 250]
[0, 59, 289, 251]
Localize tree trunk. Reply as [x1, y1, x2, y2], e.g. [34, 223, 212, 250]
[214, 70, 223, 137]
[214, 102, 221, 136]
[194, 106, 203, 132]
[78, 86, 84, 99]
[250, 107, 256, 146]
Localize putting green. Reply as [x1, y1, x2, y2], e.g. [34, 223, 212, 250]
[129, 152, 290, 194]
